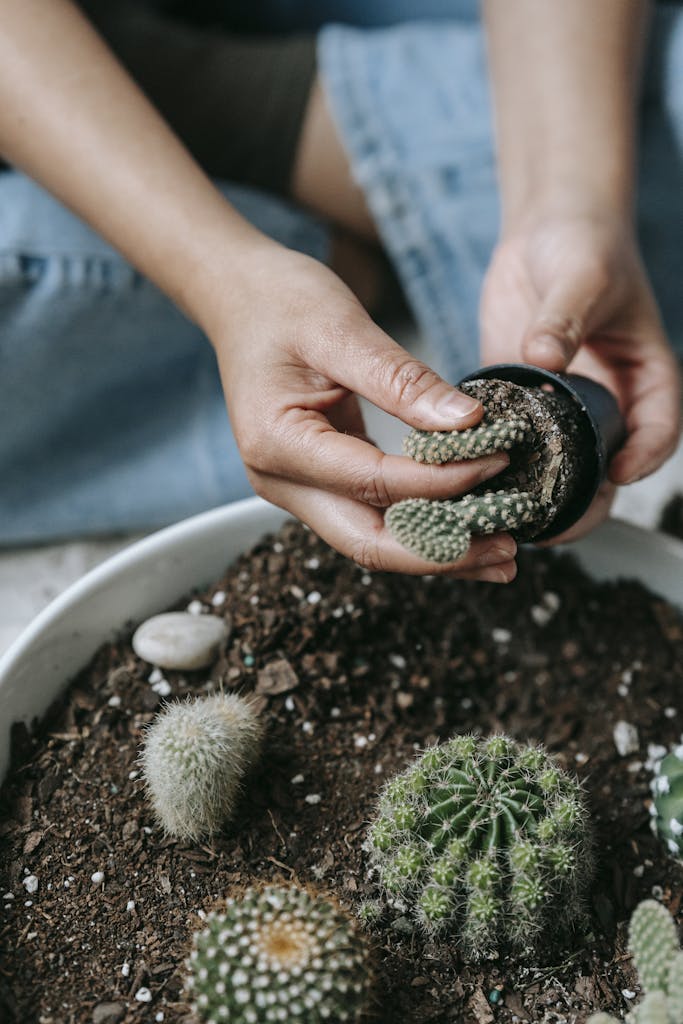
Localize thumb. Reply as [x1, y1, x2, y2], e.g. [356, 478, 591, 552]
[522, 273, 604, 372]
[318, 318, 483, 431]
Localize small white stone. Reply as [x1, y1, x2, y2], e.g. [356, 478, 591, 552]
[272, 542, 284, 553]
[543, 591, 561, 613]
[664, 706, 677, 719]
[284, 697, 295, 712]
[331, 608, 344, 619]
[492, 628, 512, 645]
[152, 679, 172, 697]
[622, 989, 636, 1000]
[291, 774, 304, 785]
[389, 654, 406, 670]
[91, 871, 105, 885]
[122, 963, 131, 977]
[302, 721, 313, 734]
[304, 558, 320, 570]
[306, 591, 322, 605]
[128, 770, 139, 780]
[330, 707, 341, 718]
[211, 590, 226, 607]
[574, 752, 589, 765]
[249, 594, 259, 606]
[633, 865, 645, 878]
[289, 586, 304, 600]
[530, 604, 552, 627]
[132, 612, 229, 670]
[22, 875, 38, 894]
[135, 987, 152, 1003]
[107, 695, 122, 708]
[155, 1014, 165, 1022]
[613, 721, 639, 757]
[361, 575, 371, 586]
[148, 667, 164, 684]
[374, 763, 383, 774]
[186, 600, 204, 615]
[354, 736, 368, 749]
[3, 893, 14, 900]
[126, 900, 136, 912]
[305, 794, 321, 805]
[617, 684, 629, 698]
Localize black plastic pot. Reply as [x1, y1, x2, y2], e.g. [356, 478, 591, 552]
[458, 364, 627, 540]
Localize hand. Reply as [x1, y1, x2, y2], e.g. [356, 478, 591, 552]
[480, 213, 682, 542]
[209, 245, 518, 579]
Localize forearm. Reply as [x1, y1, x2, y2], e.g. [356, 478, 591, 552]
[0, 0, 271, 330]
[482, 0, 650, 233]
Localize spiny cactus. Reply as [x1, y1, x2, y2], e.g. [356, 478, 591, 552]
[385, 490, 538, 563]
[368, 734, 592, 959]
[650, 740, 683, 861]
[141, 692, 263, 841]
[186, 884, 373, 1023]
[587, 899, 683, 1024]
[404, 415, 532, 464]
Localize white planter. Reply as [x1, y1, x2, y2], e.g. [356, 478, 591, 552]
[1, 497, 682, 783]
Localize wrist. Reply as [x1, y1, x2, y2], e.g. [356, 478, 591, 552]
[501, 192, 636, 244]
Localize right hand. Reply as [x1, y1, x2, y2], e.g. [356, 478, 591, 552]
[207, 245, 517, 580]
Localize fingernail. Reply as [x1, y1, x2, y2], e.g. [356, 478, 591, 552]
[479, 454, 510, 481]
[477, 543, 517, 567]
[530, 335, 570, 365]
[434, 391, 481, 423]
[478, 565, 514, 584]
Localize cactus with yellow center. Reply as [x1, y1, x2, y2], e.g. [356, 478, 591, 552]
[186, 884, 373, 1023]
[367, 734, 592, 960]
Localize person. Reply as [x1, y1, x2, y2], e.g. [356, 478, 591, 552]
[0, 0, 680, 583]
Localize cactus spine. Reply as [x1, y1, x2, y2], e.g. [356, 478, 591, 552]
[386, 414, 540, 563]
[650, 740, 683, 861]
[186, 885, 373, 1023]
[385, 490, 538, 564]
[587, 900, 683, 1024]
[141, 693, 263, 841]
[368, 734, 592, 959]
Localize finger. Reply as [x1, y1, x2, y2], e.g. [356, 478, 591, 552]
[537, 482, 616, 546]
[258, 477, 517, 575]
[449, 560, 518, 584]
[608, 354, 682, 484]
[305, 318, 484, 431]
[521, 269, 608, 371]
[263, 410, 511, 506]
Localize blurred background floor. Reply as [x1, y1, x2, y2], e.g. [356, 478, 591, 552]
[1, 325, 681, 659]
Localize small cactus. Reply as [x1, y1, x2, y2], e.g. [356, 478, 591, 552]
[650, 740, 683, 861]
[404, 416, 532, 465]
[141, 693, 263, 841]
[385, 490, 538, 563]
[186, 884, 373, 1023]
[368, 734, 592, 959]
[587, 899, 683, 1024]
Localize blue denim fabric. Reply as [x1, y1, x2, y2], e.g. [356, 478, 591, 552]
[320, 5, 683, 383]
[0, 175, 328, 544]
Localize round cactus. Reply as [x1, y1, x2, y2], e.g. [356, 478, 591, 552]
[385, 490, 538, 564]
[368, 734, 592, 959]
[141, 693, 263, 841]
[186, 884, 373, 1023]
[650, 741, 683, 861]
[403, 416, 532, 465]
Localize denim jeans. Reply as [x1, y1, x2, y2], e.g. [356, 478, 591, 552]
[1, 3, 682, 544]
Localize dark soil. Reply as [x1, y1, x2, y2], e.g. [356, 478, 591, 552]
[461, 379, 587, 542]
[1, 521, 682, 1024]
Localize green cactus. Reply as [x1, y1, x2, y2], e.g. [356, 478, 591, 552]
[385, 490, 538, 564]
[141, 693, 263, 841]
[587, 900, 683, 1024]
[650, 741, 683, 861]
[186, 884, 373, 1023]
[367, 734, 592, 960]
[403, 416, 533, 464]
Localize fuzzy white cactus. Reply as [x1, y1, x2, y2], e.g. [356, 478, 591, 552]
[186, 884, 373, 1023]
[141, 693, 263, 841]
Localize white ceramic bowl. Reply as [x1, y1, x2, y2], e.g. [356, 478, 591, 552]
[1, 497, 682, 783]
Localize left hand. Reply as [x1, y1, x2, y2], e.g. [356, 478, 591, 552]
[479, 213, 682, 542]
